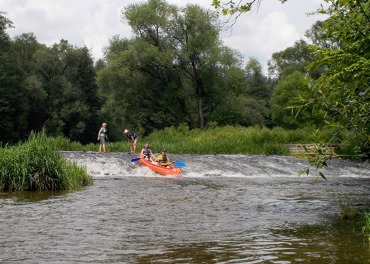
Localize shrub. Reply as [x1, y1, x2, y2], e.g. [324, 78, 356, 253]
[0, 132, 93, 191]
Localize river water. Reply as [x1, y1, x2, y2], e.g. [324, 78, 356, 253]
[1, 152, 369, 263]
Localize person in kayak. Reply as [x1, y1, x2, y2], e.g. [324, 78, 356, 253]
[140, 143, 155, 161]
[155, 149, 171, 167]
[124, 129, 138, 154]
[97, 123, 108, 153]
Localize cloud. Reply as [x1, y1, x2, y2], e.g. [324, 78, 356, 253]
[221, 11, 301, 73]
[1, 0, 326, 69]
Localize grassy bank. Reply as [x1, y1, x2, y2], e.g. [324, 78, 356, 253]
[93, 125, 344, 155]
[44, 124, 348, 156]
[0, 132, 93, 192]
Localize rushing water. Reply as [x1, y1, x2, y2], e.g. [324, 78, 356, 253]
[0, 152, 369, 264]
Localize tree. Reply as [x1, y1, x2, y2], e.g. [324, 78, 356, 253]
[36, 40, 101, 143]
[268, 40, 315, 80]
[98, 0, 248, 135]
[10, 33, 48, 134]
[0, 13, 27, 144]
[245, 57, 272, 100]
[304, 20, 339, 50]
[212, 0, 287, 15]
[270, 71, 323, 129]
[303, 0, 370, 157]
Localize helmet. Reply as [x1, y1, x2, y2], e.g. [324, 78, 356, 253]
[162, 149, 166, 152]
[124, 129, 128, 133]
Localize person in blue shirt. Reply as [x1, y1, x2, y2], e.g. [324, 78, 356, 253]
[97, 123, 108, 153]
[124, 129, 138, 154]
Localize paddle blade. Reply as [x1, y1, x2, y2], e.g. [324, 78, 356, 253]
[131, 158, 141, 162]
[174, 161, 186, 167]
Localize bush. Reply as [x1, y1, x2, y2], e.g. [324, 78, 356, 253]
[0, 132, 93, 191]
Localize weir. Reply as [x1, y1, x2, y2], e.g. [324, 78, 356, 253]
[62, 151, 369, 178]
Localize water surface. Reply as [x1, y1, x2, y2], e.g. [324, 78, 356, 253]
[0, 152, 369, 263]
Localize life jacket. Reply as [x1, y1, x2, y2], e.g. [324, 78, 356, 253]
[159, 154, 167, 164]
[143, 147, 151, 156]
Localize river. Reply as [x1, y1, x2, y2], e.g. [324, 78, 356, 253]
[0, 151, 369, 263]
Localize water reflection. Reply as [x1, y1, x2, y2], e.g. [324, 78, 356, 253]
[0, 189, 72, 203]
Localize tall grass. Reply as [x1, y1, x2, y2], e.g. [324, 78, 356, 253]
[0, 132, 93, 192]
[139, 125, 318, 155]
[364, 211, 370, 245]
[32, 125, 344, 156]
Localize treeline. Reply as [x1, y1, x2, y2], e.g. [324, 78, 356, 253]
[0, 12, 101, 144]
[0, 0, 368, 157]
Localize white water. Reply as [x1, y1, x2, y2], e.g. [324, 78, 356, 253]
[62, 151, 369, 179]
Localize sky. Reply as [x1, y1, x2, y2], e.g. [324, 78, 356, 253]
[1, 0, 327, 72]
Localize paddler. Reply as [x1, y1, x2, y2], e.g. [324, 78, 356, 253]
[155, 149, 171, 167]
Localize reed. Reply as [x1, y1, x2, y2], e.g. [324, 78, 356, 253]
[25, 125, 342, 156]
[363, 211, 370, 245]
[138, 125, 313, 155]
[0, 132, 93, 192]
[338, 196, 359, 220]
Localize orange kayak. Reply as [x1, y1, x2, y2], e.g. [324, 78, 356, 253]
[137, 154, 182, 176]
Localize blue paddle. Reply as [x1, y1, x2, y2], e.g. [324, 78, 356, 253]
[131, 157, 141, 162]
[174, 161, 186, 167]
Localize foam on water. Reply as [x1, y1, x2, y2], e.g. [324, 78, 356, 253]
[62, 151, 369, 179]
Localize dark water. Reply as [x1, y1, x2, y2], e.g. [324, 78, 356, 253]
[0, 152, 369, 263]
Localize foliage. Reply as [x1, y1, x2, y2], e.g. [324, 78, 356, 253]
[363, 211, 370, 245]
[34, 40, 102, 143]
[0, 11, 102, 145]
[0, 132, 93, 192]
[98, 0, 260, 136]
[270, 71, 325, 129]
[302, 0, 370, 159]
[139, 124, 319, 155]
[48, 124, 346, 158]
[338, 196, 360, 220]
[268, 40, 316, 80]
[0, 13, 24, 144]
[212, 0, 287, 16]
[0, 11, 13, 47]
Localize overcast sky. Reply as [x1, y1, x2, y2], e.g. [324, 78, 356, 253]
[1, 0, 327, 72]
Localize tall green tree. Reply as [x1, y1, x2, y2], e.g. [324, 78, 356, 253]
[267, 39, 325, 128]
[270, 71, 323, 129]
[242, 58, 272, 126]
[11, 33, 48, 134]
[0, 13, 27, 144]
[268, 40, 315, 80]
[304, 0, 370, 156]
[98, 0, 248, 135]
[36, 40, 101, 143]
